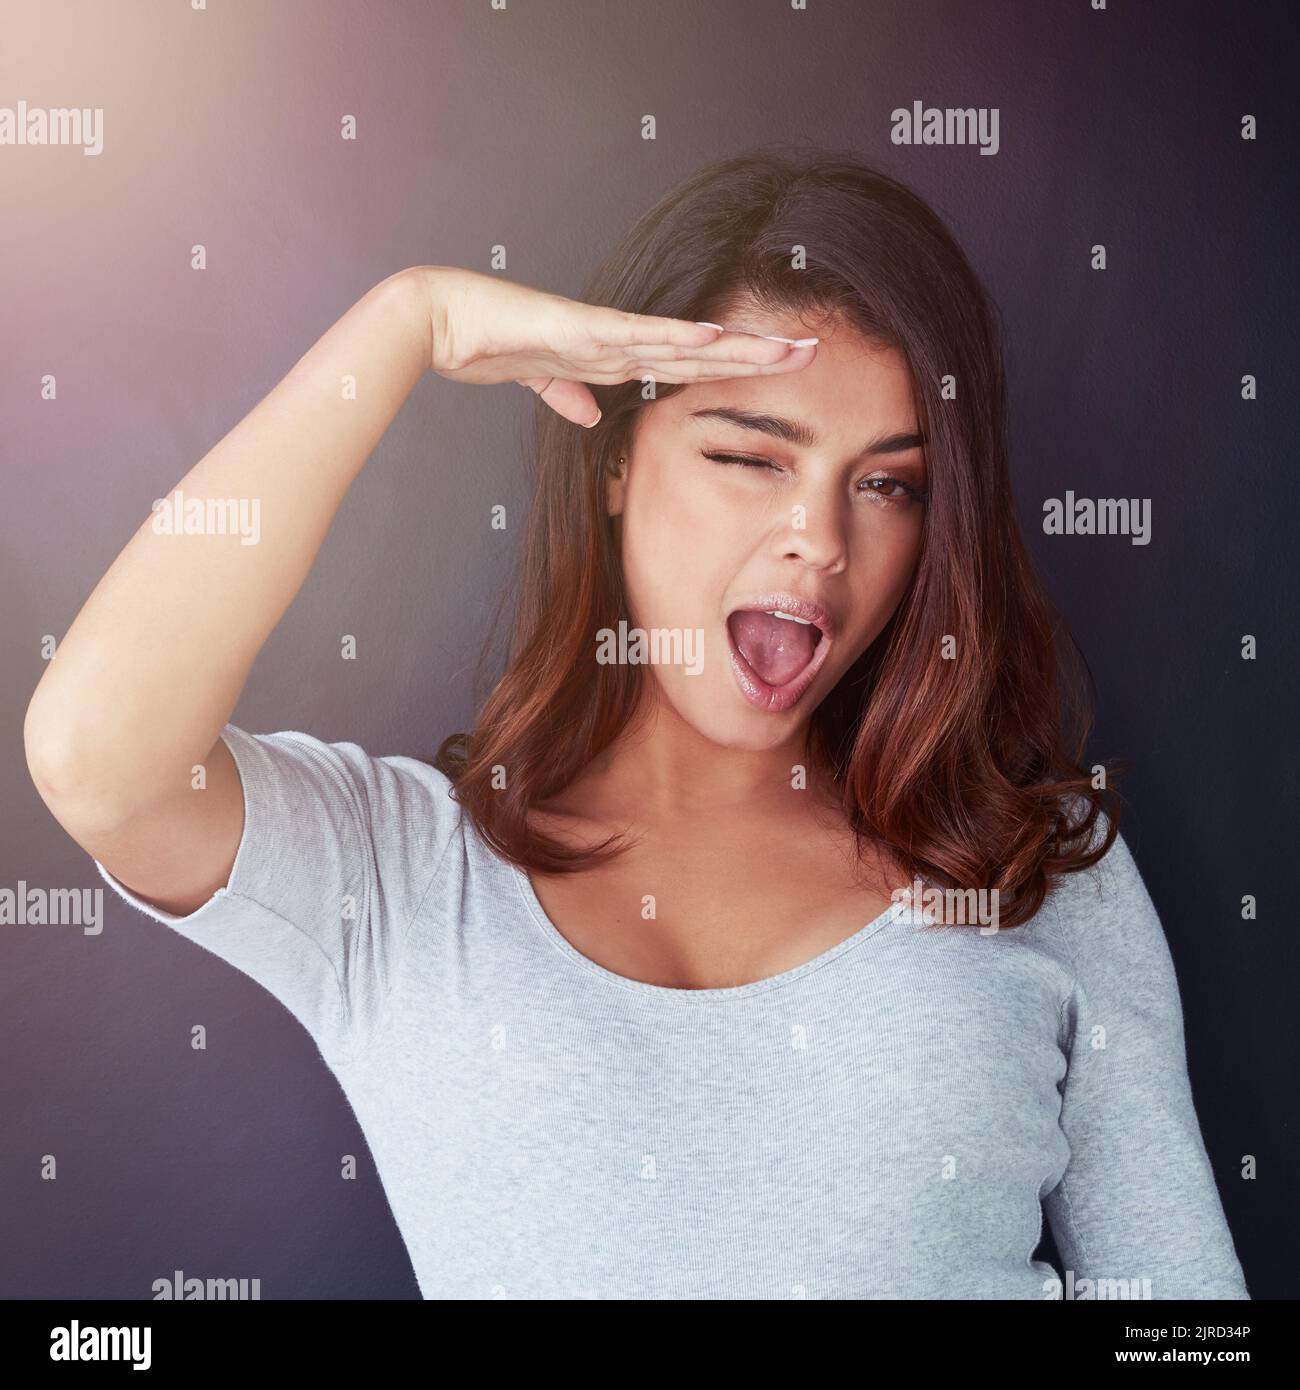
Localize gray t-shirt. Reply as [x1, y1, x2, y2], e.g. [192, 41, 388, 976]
[94, 723, 1250, 1300]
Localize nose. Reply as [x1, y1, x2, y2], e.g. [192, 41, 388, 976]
[778, 492, 849, 574]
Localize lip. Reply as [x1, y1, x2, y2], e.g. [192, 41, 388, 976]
[725, 592, 838, 714]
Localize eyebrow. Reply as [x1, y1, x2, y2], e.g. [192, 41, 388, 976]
[686, 406, 926, 456]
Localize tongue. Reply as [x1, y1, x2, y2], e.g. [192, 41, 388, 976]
[728, 611, 818, 687]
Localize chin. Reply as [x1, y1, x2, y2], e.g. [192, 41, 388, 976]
[666, 682, 819, 753]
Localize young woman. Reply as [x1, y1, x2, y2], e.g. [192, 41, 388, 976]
[24, 150, 1248, 1300]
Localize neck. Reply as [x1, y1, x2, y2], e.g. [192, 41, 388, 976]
[580, 681, 838, 825]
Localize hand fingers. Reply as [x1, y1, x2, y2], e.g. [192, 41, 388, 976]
[638, 349, 818, 383]
[628, 334, 818, 364]
[516, 337, 817, 425]
[518, 375, 602, 428]
[565, 342, 818, 386]
[582, 308, 728, 350]
[578, 307, 818, 363]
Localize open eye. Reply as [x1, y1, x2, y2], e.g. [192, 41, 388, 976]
[862, 476, 928, 503]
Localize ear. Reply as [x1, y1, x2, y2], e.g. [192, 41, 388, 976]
[605, 454, 627, 517]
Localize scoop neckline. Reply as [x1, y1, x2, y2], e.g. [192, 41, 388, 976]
[509, 856, 908, 1004]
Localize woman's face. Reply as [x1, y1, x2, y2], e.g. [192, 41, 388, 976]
[607, 307, 927, 753]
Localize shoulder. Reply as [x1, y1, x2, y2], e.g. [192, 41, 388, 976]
[219, 723, 465, 865]
[1027, 795, 1175, 1000]
[1039, 795, 1147, 921]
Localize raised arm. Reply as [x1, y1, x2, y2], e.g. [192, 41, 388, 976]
[23, 268, 441, 913]
[24, 266, 808, 916]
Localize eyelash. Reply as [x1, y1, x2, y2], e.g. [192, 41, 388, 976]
[701, 452, 929, 505]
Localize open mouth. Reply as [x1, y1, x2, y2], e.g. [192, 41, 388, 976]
[725, 605, 834, 713]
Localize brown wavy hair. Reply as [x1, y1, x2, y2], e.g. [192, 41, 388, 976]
[434, 144, 1122, 929]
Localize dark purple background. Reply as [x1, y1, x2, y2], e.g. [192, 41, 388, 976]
[2, 0, 1294, 1298]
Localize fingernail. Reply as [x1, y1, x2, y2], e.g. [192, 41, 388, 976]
[792, 337, 819, 346]
[584, 409, 602, 428]
[695, 321, 725, 331]
[760, 335, 798, 344]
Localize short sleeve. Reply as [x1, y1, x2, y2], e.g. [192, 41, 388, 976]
[93, 723, 463, 1069]
[1042, 824, 1250, 1298]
